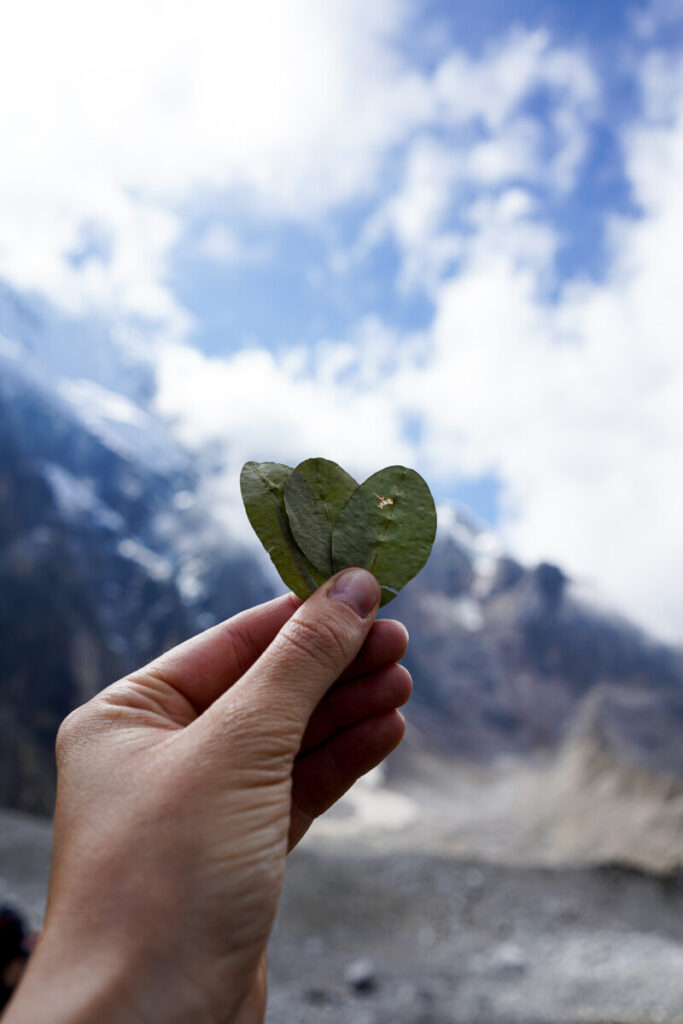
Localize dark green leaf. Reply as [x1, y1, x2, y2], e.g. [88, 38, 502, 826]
[240, 461, 326, 600]
[332, 465, 436, 605]
[284, 458, 358, 575]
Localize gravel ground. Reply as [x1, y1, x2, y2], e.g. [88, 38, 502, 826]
[268, 846, 683, 1024]
[2, 810, 683, 1023]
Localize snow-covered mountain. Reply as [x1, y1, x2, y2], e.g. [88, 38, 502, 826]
[0, 294, 273, 812]
[1, 284, 683, 836]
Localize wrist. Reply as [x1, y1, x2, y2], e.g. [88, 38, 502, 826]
[5, 916, 256, 1024]
[4, 924, 146, 1024]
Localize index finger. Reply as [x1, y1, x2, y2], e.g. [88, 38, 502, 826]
[129, 592, 301, 714]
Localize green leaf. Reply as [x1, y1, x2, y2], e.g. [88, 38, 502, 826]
[240, 461, 326, 600]
[284, 458, 358, 576]
[332, 465, 436, 605]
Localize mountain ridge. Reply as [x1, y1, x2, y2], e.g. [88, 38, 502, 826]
[1, 291, 682, 843]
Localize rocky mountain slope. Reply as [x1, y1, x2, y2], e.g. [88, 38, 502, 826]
[0, 328, 272, 814]
[310, 691, 683, 874]
[391, 508, 683, 775]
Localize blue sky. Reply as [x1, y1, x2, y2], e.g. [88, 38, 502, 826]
[170, 0, 673, 365]
[1, 0, 683, 640]
[160, 0, 665, 358]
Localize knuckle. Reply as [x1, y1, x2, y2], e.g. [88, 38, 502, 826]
[213, 693, 300, 764]
[280, 615, 352, 672]
[54, 706, 87, 760]
[54, 700, 104, 763]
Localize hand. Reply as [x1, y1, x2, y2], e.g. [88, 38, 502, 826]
[6, 568, 410, 1024]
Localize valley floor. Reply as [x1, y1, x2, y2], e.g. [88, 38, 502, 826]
[2, 808, 683, 1023]
[271, 846, 683, 1024]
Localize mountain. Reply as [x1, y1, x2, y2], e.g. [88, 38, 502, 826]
[1, 288, 683, 838]
[391, 506, 683, 771]
[0, 313, 273, 814]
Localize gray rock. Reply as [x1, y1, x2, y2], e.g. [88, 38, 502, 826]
[489, 941, 527, 977]
[465, 867, 485, 893]
[343, 957, 377, 994]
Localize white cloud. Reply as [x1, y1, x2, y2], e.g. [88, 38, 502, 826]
[392, 52, 683, 642]
[343, 30, 598, 294]
[633, 0, 683, 38]
[0, 0, 425, 323]
[155, 316, 414, 475]
[196, 226, 244, 266]
[0, 9, 595, 324]
[443, 30, 594, 109]
[197, 225, 270, 267]
[153, 315, 420, 548]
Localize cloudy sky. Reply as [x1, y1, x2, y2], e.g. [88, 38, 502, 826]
[1, 0, 683, 641]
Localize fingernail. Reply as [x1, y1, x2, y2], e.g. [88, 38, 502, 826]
[329, 569, 380, 619]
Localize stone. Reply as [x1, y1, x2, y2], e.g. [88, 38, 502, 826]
[344, 957, 378, 994]
[490, 941, 527, 977]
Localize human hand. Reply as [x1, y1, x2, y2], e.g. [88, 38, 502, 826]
[6, 568, 410, 1024]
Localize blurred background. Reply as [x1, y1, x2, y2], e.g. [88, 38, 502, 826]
[1, 1, 683, 1021]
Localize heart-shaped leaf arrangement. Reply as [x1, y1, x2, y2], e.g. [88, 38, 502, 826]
[240, 458, 436, 605]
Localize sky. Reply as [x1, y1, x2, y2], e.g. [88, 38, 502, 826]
[1, 0, 683, 641]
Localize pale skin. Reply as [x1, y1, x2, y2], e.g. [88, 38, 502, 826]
[5, 567, 411, 1024]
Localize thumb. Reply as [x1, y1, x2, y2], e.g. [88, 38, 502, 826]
[203, 568, 381, 751]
